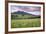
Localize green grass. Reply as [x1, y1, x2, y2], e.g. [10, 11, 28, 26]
[11, 14, 40, 19]
[11, 18, 41, 28]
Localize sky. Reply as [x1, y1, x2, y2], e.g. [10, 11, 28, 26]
[10, 5, 41, 15]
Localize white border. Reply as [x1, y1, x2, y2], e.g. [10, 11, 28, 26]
[8, 3, 43, 32]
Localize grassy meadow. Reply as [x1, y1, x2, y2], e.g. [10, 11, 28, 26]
[11, 18, 41, 28]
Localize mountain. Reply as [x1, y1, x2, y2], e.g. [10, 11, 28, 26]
[11, 11, 31, 15]
[11, 11, 40, 16]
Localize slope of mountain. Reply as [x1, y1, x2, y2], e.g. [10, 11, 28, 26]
[11, 11, 40, 16]
[11, 11, 31, 15]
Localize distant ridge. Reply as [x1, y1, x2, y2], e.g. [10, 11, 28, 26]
[11, 11, 40, 16]
[11, 11, 31, 15]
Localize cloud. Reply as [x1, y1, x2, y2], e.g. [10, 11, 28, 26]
[11, 5, 41, 12]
